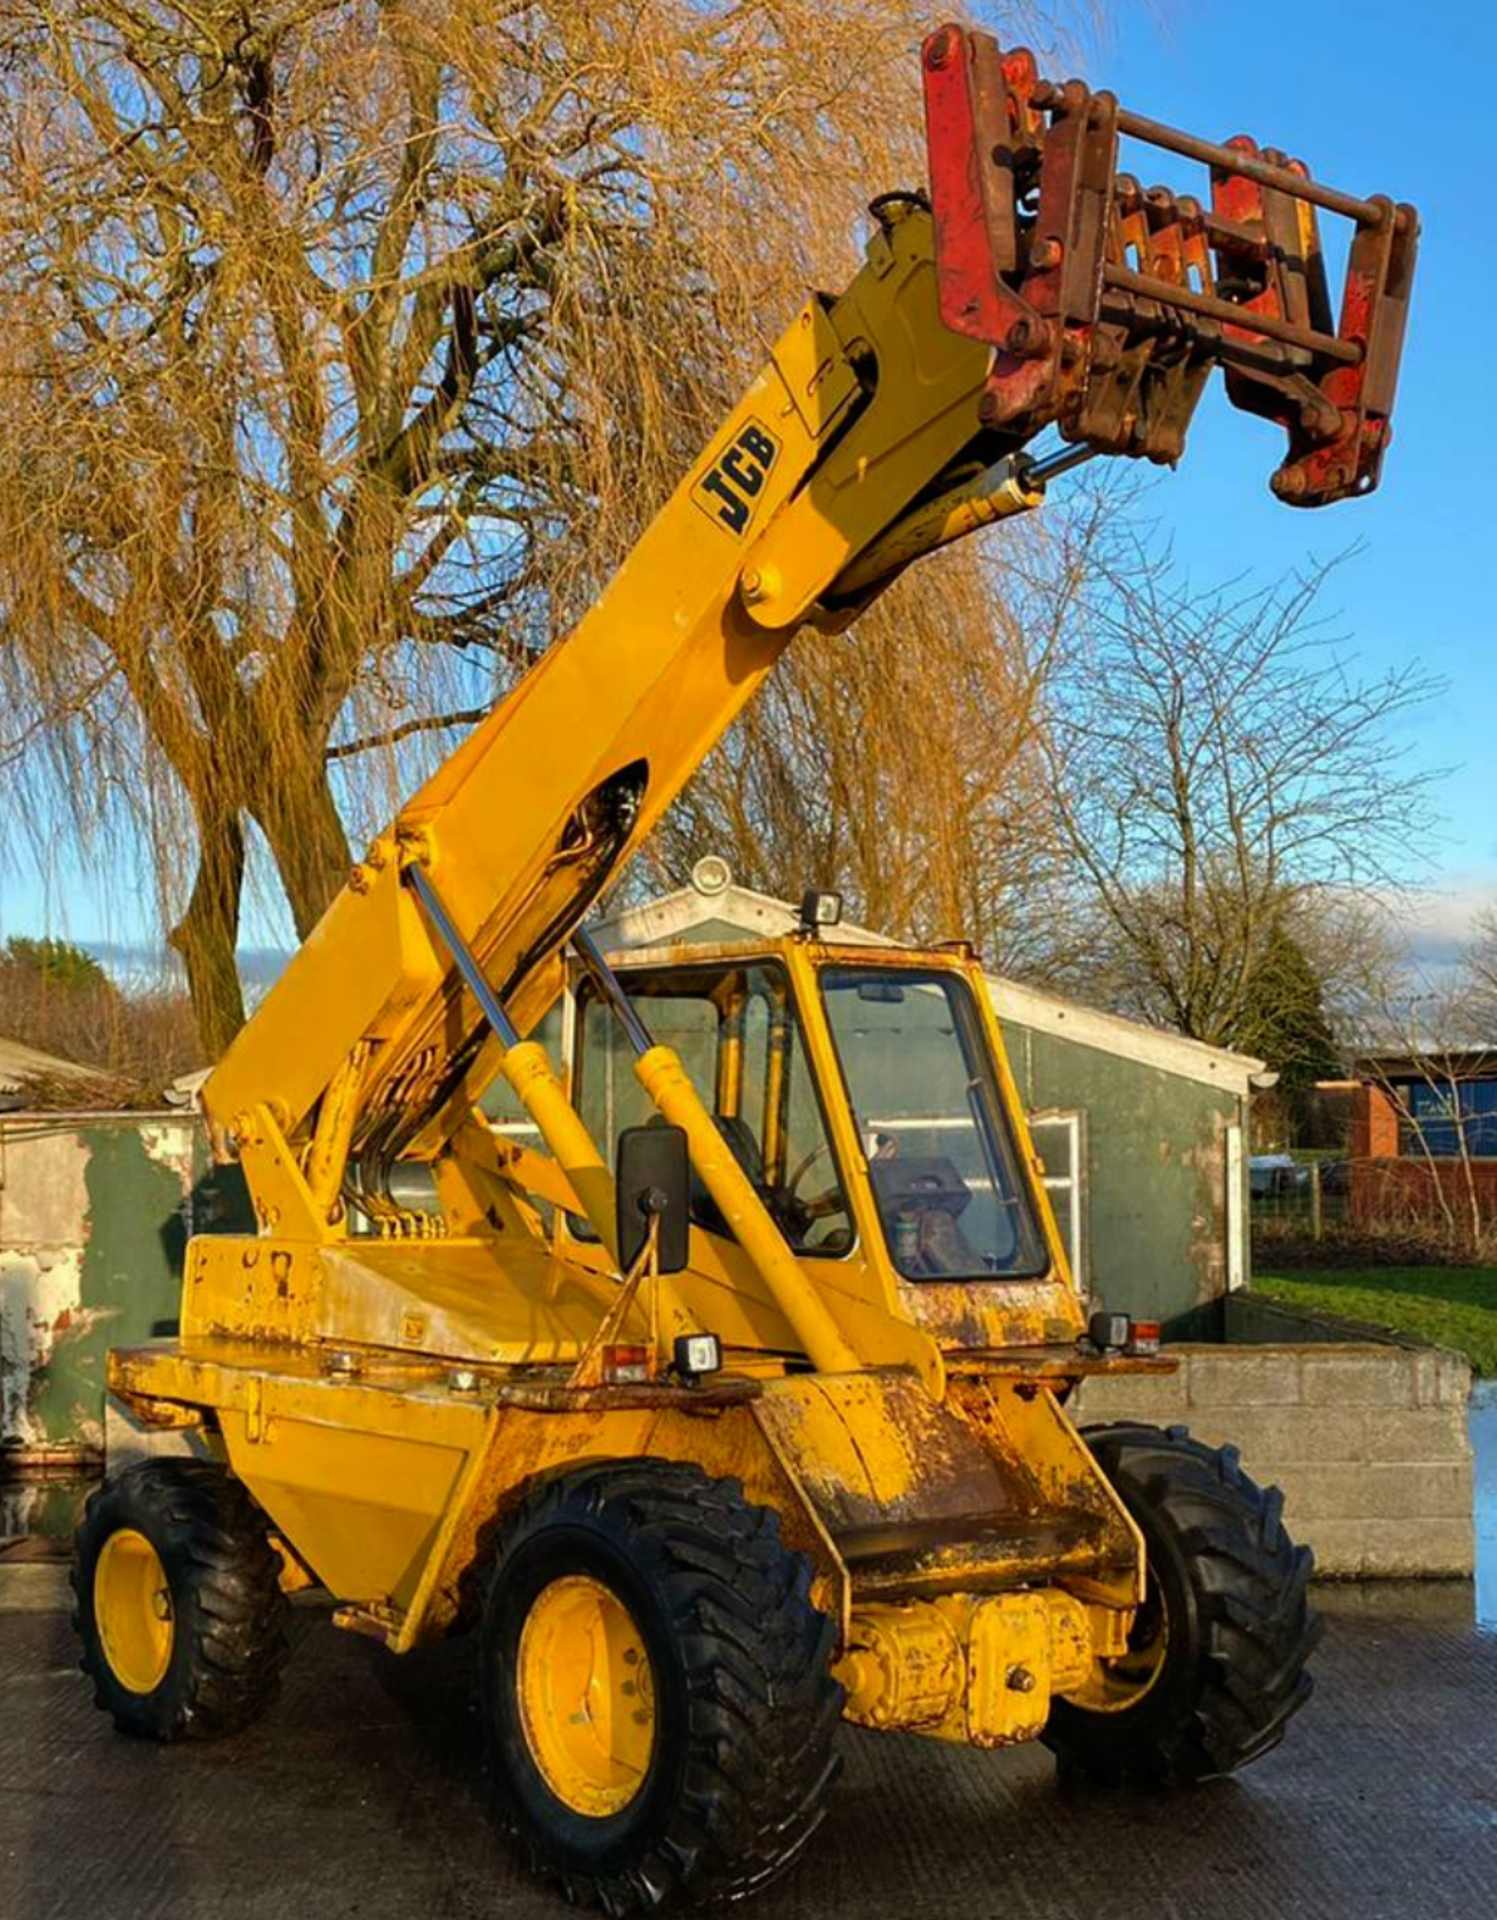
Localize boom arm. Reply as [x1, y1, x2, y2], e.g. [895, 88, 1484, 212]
[205, 25, 1417, 1221]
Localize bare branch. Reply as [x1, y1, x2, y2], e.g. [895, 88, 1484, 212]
[325, 706, 488, 762]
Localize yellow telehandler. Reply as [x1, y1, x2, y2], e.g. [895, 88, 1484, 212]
[73, 24, 1417, 1911]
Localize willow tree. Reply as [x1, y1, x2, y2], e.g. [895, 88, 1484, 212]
[0, 0, 1069, 1052]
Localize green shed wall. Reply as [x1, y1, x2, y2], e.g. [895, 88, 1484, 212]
[0, 1116, 239, 1458]
[1001, 1020, 1244, 1332]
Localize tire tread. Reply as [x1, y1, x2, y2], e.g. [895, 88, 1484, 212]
[484, 1460, 841, 1912]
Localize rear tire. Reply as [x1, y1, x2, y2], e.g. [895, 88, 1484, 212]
[1043, 1423, 1320, 1785]
[72, 1458, 291, 1740]
[480, 1460, 842, 1912]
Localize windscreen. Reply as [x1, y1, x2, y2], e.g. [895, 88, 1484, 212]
[820, 966, 1048, 1281]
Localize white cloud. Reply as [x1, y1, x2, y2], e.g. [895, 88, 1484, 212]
[1390, 869, 1497, 974]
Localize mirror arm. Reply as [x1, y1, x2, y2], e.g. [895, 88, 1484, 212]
[567, 1215, 660, 1390]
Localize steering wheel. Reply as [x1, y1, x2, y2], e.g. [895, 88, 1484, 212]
[783, 1143, 846, 1224]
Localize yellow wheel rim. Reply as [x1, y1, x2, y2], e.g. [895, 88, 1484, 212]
[94, 1527, 174, 1695]
[1067, 1586, 1169, 1714]
[517, 1574, 656, 1817]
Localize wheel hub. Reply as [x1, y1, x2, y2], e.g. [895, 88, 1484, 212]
[1066, 1581, 1169, 1713]
[516, 1574, 656, 1817]
[94, 1527, 174, 1695]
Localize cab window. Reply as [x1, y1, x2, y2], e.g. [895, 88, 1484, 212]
[572, 961, 853, 1257]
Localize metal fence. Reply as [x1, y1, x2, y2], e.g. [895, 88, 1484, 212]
[1249, 1153, 1351, 1242]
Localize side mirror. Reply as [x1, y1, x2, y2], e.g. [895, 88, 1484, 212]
[615, 1124, 691, 1274]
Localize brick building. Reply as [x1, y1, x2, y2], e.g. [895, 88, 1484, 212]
[1348, 1050, 1497, 1226]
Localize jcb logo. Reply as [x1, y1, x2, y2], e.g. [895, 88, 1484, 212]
[692, 421, 780, 536]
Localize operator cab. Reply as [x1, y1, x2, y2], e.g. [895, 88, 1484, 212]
[566, 943, 1049, 1286]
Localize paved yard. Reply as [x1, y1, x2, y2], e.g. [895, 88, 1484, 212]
[3, 1567, 1494, 1920]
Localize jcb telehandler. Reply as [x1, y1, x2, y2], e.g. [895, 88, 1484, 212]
[74, 24, 1417, 1912]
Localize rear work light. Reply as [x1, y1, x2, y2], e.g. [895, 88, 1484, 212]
[673, 1333, 723, 1381]
[1088, 1310, 1130, 1352]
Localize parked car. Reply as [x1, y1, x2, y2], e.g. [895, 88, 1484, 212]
[1249, 1153, 1310, 1199]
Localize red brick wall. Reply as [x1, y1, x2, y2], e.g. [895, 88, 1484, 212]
[1348, 1084, 1401, 1159]
[1345, 1085, 1497, 1228]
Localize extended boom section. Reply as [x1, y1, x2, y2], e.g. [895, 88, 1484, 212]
[203, 32, 1415, 1195]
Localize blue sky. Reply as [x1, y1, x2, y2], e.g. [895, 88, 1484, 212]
[0, 0, 1489, 964]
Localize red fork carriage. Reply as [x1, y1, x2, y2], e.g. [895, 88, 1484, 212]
[921, 22, 1419, 505]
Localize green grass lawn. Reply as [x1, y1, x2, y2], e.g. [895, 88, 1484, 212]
[1254, 1267, 1497, 1375]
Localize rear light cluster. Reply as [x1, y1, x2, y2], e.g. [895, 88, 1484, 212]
[600, 1334, 724, 1387]
[602, 1344, 651, 1385]
[1128, 1320, 1162, 1357]
[1087, 1311, 1161, 1357]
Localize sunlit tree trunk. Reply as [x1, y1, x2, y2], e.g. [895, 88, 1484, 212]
[168, 807, 248, 1058]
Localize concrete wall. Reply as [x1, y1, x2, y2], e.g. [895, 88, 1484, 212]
[1074, 1342, 1475, 1578]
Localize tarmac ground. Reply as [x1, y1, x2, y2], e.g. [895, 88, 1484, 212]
[3, 1564, 1494, 1920]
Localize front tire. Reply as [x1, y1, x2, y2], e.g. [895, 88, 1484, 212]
[1044, 1423, 1320, 1785]
[480, 1460, 842, 1912]
[72, 1458, 291, 1740]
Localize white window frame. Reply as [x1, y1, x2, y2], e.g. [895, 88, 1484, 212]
[1028, 1108, 1086, 1294]
[1226, 1120, 1246, 1292]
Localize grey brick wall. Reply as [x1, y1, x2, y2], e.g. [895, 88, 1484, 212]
[1072, 1343, 1474, 1578]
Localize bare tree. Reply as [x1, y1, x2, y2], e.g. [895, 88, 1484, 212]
[1354, 1001, 1492, 1255]
[1464, 908, 1497, 1040]
[0, 1, 1081, 1051]
[0, 935, 201, 1088]
[1043, 537, 1441, 1050]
